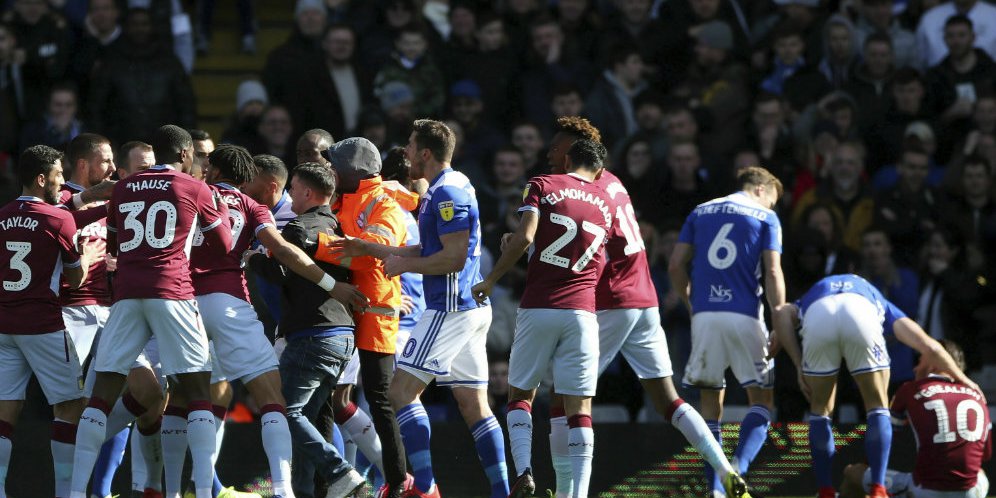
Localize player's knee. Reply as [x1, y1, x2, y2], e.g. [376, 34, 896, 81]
[331, 385, 352, 411]
[454, 388, 490, 422]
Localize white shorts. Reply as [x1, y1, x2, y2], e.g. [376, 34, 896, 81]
[801, 293, 890, 376]
[84, 336, 164, 397]
[62, 304, 109, 364]
[0, 331, 84, 404]
[338, 348, 360, 386]
[863, 468, 988, 498]
[683, 311, 773, 389]
[397, 306, 492, 388]
[597, 308, 673, 379]
[197, 293, 278, 384]
[509, 308, 599, 397]
[95, 299, 210, 377]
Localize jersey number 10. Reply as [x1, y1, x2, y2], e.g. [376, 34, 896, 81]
[924, 399, 987, 443]
[540, 213, 606, 272]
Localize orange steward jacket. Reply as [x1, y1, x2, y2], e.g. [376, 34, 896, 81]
[314, 176, 419, 353]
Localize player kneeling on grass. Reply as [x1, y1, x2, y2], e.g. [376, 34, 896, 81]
[774, 274, 981, 498]
[839, 340, 990, 498]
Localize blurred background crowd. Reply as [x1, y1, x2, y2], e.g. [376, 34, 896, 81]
[0, 0, 995, 424]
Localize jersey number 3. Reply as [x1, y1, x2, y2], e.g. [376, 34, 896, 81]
[540, 213, 606, 272]
[3, 241, 32, 291]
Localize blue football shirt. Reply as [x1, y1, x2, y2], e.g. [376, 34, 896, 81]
[678, 192, 782, 318]
[417, 168, 486, 312]
[796, 274, 907, 332]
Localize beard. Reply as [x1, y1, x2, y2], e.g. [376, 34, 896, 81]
[44, 185, 60, 205]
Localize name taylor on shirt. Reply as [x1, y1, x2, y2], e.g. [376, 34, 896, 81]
[0, 216, 40, 231]
[540, 187, 612, 226]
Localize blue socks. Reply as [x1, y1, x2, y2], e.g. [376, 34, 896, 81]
[705, 419, 723, 491]
[866, 408, 892, 487]
[91, 427, 129, 497]
[471, 416, 510, 498]
[212, 472, 223, 497]
[398, 403, 434, 492]
[734, 405, 771, 475]
[808, 414, 834, 488]
[331, 422, 345, 456]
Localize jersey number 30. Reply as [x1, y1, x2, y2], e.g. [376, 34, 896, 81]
[119, 201, 178, 252]
[540, 213, 606, 272]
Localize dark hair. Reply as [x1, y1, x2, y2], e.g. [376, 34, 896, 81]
[293, 162, 337, 197]
[864, 31, 893, 49]
[208, 144, 257, 184]
[494, 145, 524, 161]
[48, 81, 78, 101]
[940, 339, 967, 371]
[381, 147, 412, 189]
[607, 43, 641, 69]
[412, 119, 456, 163]
[901, 143, 930, 160]
[253, 154, 289, 184]
[19, 145, 64, 188]
[736, 166, 784, 198]
[893, 66, 923, 86]
[187, 129, 211, 141]
[529, 15, 560, 34]
[566, 139, 607, 170]
[771, 24, 804, 43]
[944, 14, 973, 31]
[552, 83, 581, 99]
[754, 91, 782, 108]
[325, 22, 355, 38]
[962, 153, 993, 176]
[801, 202, 845, 245]
[476, 10, 502, 29]
[553, 116, 601, 143]
[150, 125, 193, 165]
[395, 23, 426, 41]
[634, 89, 666, 110]
[65, 133, 111, 174]
[300, 128, 335, 148]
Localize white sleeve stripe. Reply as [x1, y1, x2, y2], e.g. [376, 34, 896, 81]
[200, 218, 223, 232]
[518, 206, 539, 214]
[254, 223, 274, 236]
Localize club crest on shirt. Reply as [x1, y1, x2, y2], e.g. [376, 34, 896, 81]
[438, 201, 454, 222]
[522, 184, 530, 201]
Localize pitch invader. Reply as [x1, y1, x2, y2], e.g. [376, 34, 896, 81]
[473, 139, 612, 498]
[540, 117, 751, 498]
[669, 166, 786, 496]
[70, 126, 233, 498]
[773, 274, 981, 498]
[841, 340, 990, 498]
[0, 145, 97, 498]
[333, 121, 508, 498]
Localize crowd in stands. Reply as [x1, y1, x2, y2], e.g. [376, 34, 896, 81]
[1, 0, 995, 422]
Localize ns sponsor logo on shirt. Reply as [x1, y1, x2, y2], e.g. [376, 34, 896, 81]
[708, 284, 733, 303]
[830, 281, 854, 292]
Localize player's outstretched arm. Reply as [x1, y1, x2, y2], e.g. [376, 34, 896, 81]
[472, 210, 538, 304]
[893, 317, 982, 395]
[256, 225, 370, 309]
[320, 234, 420, 261]
[762, 250, 786, 310]
[667, 242, 694, 312]
[383, 230, 469, 278]
[773, 304, 810, 399]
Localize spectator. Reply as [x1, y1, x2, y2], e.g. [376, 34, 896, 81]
[656, 140, 711, 229]
[378, 80, 415, 148]
[518, 17, 595, 128]
[760, 25, 809, 96]
[948, 92, 996, 173]
[801, 201, 859, 275]
[656, 0, 751, 85]
[196, 0, 256, 54]
[222, 79, 268, 148]
[752, 0, 825, 68]
[874, 145, 939, 266]
[596, 0, 664, 75]
[614, 136, 662, 221]
[504, 120, 539, 172]
[373, 25, 445, 119]
[478, 146, 527, 245]
[308, 23, 373, 139]
[585, 43, 648, 148]
[554, 0, 602, 60]
[674, 20, 750, 161]
[446, 79, 504, 185]
[872, 121, 945, 191]
[2, 0, 71, 122]
[295, 128, 335, 165]
[858, 227, 919, 386]
[487, 357, 510, 415]
[925, 14, 996, 158]
[324, 0, 377, 43]
[357, 108, 389, 154]
[0, 22, 25, 156]
[745, 93, 795, 186]
[457, 11, 518, 128]
[17, 82, 81, 154]
[845, 32, 896, 134]
[626, 90, 668, 165]
[359, 0, 422, 73]
[941, 154, 996, 251]
[249, 105, 294, 167]
[793, 120, 841, 202]
[867, 67, 933, 169]
[817, 14, 860, 89]
[87, 8, 196, 146]
[548, 83, 584, 135]
[69, 0, 121, 95]
[792, 141, 876, 252]
[262, 0, 327, 137]
[915, 0, 996, 69]
[853, 0, 917, 70]
[444, 118, 482, 182]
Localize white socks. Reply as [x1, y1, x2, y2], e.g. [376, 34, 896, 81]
[0, 423, 11, 498]
[549, 416, 572, 498]
[339, 404, 384, 476]
[71, 405, 110, 496]
[670, 400, 735, 475]
[185, 404, 217, 498]
[567, 415, 593, 498]
[260, 407, 294, 498]
[160, 411, 188, 497]
[505, 405, 533, 476]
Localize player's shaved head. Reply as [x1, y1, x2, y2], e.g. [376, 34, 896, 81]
[208, 144, 258, 185]
[151, 125, 193, 165]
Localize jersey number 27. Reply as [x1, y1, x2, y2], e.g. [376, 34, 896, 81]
[539, 213, 606, 272]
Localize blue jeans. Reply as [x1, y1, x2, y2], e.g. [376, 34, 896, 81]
[280, 333, 355, 497]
